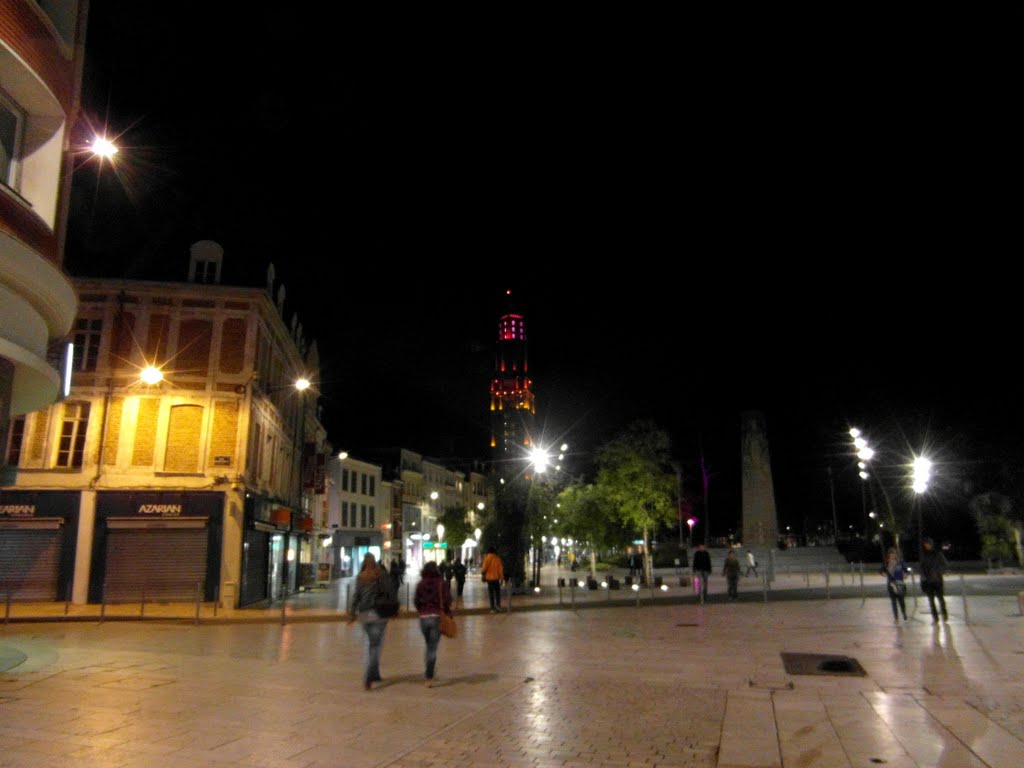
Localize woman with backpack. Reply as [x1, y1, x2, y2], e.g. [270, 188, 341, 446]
[349, 553, 393, 690]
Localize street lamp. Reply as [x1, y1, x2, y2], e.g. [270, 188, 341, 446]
[686, 517, 697, 545]
[436, 523, 445, 564]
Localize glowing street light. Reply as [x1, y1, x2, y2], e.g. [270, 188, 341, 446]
[529, 446, 550, 473]
[139, 365, 163, 385]
[911, 456, 932, 494]
[294, 377, 311, 391]
[90, 136, 118, 158]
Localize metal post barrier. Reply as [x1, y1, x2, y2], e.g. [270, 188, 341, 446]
[100, 583, 107, 622]
[570, 580, 575, 609]
[698, 575, 704, 605]
[406, 582, 411, 612]
[65, 582, 72, 616]
[825, 568, 830, 600]
[959, 574, 970, 624]
[506, 581, 512, 613]
[4, 590, 10, 624]
[343, 583, 350, 614]
[762, 569, 768, 602]
[280, 591, 287, 625]
[140, 586, 146, 618]
[804, 569, 810, 588]
[195, 582, 202, 625]
[910, 572, 918, 616]
[634, 585, 640, 608]
[213, 598, 218, 617]
[859, 563, 865, 604]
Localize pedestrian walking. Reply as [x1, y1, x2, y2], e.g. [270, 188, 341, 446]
[348, 553, 393, 690]
[481, 546, 505, 612]
[745, 550, 759, 578]
[692, 543, 712, 599]
[452, 558, 467, 598]
[414, 561, 453, 687]
[723, 549, 741, 599]
[881, 548, 909, 623]
[920, 538, 950, 623]
[388, 557, 403, 594]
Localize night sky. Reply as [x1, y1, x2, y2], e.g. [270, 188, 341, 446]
[64, 5, 1024, 545]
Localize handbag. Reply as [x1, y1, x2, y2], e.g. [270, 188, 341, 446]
[437, 581, 457, 638]
[889, 580, 907, 597]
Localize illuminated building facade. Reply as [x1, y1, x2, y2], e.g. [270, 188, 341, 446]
[0, 242, 328, 609]
[1, 0, 88, 479]
[489, 301, 535, 458]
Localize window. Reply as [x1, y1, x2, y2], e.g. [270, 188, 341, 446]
[342, 501, 348, 527]
[0, 90, 23, 188]
[369, 505, 375, 527]
[342, 468, 348, 491]
[361, 474, 367, 495]
[56, 403, 90, 468]
[361, 504, 367, 528]
[369, 477, 375, 497]
[5, 416, 26, 466]
[72, 319, 103, 372]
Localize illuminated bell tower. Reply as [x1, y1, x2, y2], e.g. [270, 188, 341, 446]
[489, 293, 535, 458]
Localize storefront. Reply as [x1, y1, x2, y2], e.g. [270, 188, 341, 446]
[89, 491, 222, 603]
[240, 495, 309, 606]
[0, 490, 79, 600]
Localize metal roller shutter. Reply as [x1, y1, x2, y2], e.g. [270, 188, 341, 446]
[105, 526, 208, 602]
[0, 525, 63, 600]
[240, 528, 269, 606]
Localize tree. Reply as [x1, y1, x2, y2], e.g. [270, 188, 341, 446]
[484, 476, 530, 588]
[969, 492, 1023, 567]
[437, 505, 471, 562]
[595, 420, 677, 586]
[558, 481, 619, 579]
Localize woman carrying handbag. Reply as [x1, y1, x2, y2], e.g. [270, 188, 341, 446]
[414, 561, 454, 687]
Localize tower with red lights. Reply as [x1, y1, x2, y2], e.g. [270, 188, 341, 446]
[489, 292, 535, 458]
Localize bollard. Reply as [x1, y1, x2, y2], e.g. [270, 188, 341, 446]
[280, 590, 287, 625]
[570, 580, 575, 609]
[100, 583, 107, 622]
[195, 582, 202, 625]
[635, 585, 641, 608]
[4, 590, 10, 624]
[762, 568, 768, 602]
[558, 581, 563, 606]
[343, 583, 350, 614]
[698, 576, 704, 606]
[804, 569, 810, 588]
[859, 563, 865, 604]
[406, 582, 411, 612]
[213, 599, 218, 617]
[959, 573, 970, 624]
[65, 582, 72, 616]
[140, 586, 146, 618]
[825, 568, 830, 600]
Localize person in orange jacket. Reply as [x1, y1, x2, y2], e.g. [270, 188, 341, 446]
[481, 546, 505, 612]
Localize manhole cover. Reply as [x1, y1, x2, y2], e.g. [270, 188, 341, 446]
[781, 652, 866, 677]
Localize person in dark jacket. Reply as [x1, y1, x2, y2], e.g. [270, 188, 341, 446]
[413, 561, 453, 686]
[452, 558, 468, 598]
[920, 538, 949, 623]
[348, 553, 391, 690]
[723, 549, 741, 599]
[691, 544, 712, 599]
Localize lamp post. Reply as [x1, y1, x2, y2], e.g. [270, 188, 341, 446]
[911, 455, 932, 558]
[686, 517, 697, 546]
[474, 527, 481, 569]
[436, 523, 445, 565]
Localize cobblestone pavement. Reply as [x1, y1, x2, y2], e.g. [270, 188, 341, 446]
[1, 594, 1023, 767]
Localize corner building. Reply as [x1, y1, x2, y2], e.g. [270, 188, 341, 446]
[0, 242, 327, 609]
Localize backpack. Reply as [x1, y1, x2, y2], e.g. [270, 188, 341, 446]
[373, 572, 400, 618]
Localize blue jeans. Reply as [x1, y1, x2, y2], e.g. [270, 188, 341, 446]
[419, 616, 441, 679]
[362, 618, 387, 683]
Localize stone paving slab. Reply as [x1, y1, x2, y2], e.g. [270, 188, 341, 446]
[0, 595, 1022, 767]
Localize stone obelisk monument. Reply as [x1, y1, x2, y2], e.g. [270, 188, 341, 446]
[741, 411, 779, 548]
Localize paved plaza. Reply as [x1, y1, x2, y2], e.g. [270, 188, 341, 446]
[1, 571, 1023, 768]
